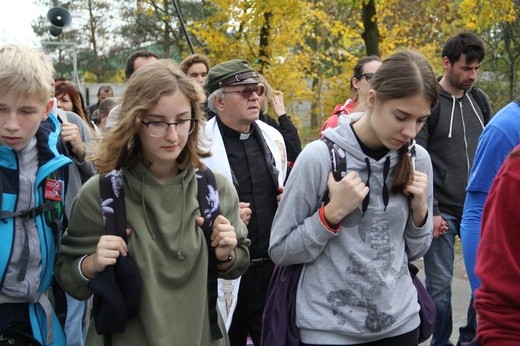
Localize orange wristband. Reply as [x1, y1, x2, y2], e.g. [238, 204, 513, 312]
[319, 206, 340, 234]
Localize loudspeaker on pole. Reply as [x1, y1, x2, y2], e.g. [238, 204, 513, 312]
[47, 7, 72, 37]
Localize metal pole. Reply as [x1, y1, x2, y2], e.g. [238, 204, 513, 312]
[171, 0, 195, 54]
[71, 48, 79, 86]
[42, 41, 81, 89]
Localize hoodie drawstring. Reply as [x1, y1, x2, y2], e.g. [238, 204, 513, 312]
[449, 93, 485, 138]
[465, 93, 486, 129]
[362, 156, 391, 215]
[176, 178, 187, 260]
[139, 172, 188, 260]
[141, 174, 156, 240]
[362, 158, 371, 216]
[382, 157, 390, 211]
[448, 95, 456, 138]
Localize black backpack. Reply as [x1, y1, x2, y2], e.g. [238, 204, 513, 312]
[92, 167, 224, 341]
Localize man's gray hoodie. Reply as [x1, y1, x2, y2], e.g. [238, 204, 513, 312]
[415, 85, 490, 218]
[269, 122, 433, 344]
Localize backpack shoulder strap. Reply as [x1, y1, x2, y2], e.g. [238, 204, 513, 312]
[44, 170, 67, 259]
[320, 138, 347, 182]
[319, 138, 347, 205]
[426, 87, 491, 136]
[426, 102, 441, 137]
[470, 87, 492, 124]
[99, 169, 126, 240]
[195, 167, 223, 340]
[0, 169, 66, 255]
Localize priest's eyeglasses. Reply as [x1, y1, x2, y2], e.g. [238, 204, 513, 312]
[223, 85, 266, 99]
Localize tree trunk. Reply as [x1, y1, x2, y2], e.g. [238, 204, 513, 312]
[258, 11, 272, 74]
[361, 0, 380, 57]
[310, 76, 322, 129]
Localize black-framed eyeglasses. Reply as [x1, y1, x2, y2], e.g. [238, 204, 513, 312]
[223, 85, 266, 99]
[141, 118, 197, 137]
[360, 73, 375, 81]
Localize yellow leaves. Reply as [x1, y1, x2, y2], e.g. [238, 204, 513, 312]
[83, 70, 97, 83]
[457, 0, 516, 29]
[190, 0, 519, 129]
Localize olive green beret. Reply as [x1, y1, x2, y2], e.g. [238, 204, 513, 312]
[203, 59, 259, 94]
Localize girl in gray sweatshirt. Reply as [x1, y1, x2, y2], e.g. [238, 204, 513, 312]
[269, 50, 438, 345]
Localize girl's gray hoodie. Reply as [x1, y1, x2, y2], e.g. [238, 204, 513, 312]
[269, 122, 433, 344]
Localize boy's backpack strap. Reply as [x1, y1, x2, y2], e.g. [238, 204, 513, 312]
[195, 167, 223, 340]
[0, 169, 65, 261]
[44, 170, 67, 260]
[0, 170, 3, 217]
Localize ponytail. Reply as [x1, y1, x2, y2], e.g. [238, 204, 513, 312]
[392, 144, 414, 193]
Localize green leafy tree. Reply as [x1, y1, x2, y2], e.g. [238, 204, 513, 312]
[478, 0, 520, 107]
[31, 0, 520, 130]
[193, 0, 360, 129]
[118, 0, 210, 60]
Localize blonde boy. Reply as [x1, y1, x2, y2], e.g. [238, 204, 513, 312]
[0, 44, 70, 345]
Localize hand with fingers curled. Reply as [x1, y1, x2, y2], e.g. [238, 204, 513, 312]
[81, 230, 132, 279]
[60, 121, 86, 160]
[404, 170, 429, 227]
[323, 171, 369, 226]
[196, 215, 238, 268]
[432, 215, 448, 239]
[239, 202, 252, 225]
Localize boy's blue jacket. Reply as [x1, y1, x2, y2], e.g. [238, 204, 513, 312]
[0, 114, 71, 345]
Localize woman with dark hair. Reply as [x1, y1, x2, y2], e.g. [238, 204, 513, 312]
[320, 55, 382, 134]
[55, 80, 100, 135]
[269, 49, 438, 345]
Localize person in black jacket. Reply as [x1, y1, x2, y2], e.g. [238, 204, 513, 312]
[415, 32, 492, 346]
[87, 84, 113, 119]
[258, 74, 302, 167]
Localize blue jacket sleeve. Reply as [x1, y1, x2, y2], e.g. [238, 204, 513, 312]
[460, 190, 487, 295]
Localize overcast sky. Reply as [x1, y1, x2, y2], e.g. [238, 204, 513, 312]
[0, 0, 45, 46]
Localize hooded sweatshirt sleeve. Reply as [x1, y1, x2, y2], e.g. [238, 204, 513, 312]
[55, 175, 105, 299]
[213, 173, 251, 279]
[269, 139, 335, 265]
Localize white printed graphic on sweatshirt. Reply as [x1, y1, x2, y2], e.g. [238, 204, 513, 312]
[326, 183, 399, 332]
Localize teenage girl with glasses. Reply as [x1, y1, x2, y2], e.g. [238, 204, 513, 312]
[55, 59, 250, 345]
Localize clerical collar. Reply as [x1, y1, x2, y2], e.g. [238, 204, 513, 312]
[216, 116, 254, 140]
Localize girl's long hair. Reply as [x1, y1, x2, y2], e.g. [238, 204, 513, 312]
[92, 59, 209, 174]
[369, 49, 439, 193]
